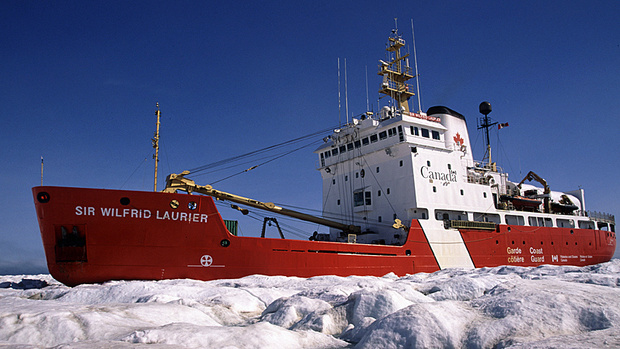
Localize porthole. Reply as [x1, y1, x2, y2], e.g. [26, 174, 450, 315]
[507, 227, 511, 232]
[188, 201, 197, 210]
[220, 239, 230, 247]
[405, 250, 411, 256]
[170, 200, 179, 209]
[37, 192, 50, 203]
[120, 197, 130, 205]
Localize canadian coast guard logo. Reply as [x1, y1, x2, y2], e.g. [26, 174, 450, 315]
[453, 133, 467, 152]
[453, 133, 464, 146]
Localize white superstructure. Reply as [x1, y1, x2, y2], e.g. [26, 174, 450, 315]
[313, 29, 613, 269]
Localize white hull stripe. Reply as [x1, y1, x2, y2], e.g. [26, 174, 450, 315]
[418, 220, 475, 269]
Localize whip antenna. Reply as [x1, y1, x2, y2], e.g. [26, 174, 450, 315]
[411, 18, 422, 113]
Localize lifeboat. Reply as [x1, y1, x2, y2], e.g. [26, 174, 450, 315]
[500, 195, 542, 211]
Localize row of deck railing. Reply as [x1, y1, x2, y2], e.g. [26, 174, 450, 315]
[587, 211, 615, 223]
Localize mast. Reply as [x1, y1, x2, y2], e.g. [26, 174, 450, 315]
[478, 101, 497, 169]
[152, 103, 161, 192]
[378, 28, 415, 113]
[338, 58, 341, 127]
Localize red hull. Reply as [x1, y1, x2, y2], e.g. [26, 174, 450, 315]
[33, 186, 616, 286]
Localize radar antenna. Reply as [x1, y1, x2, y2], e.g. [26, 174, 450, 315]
[478, 101, 497, 169]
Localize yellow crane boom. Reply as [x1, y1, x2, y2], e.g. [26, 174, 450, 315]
[163, 171, 361, 234]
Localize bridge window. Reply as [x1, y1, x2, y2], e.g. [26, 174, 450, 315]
[362, 137, 370, 146]
[421, 128, 430, 138]
[432, 130, 440, 140]
[379, 131, 388, 140]
[410, 126, 419, 136]
[370, 134, 378, 143]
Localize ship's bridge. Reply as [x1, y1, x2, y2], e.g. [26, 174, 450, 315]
[315, 108, 452, 170]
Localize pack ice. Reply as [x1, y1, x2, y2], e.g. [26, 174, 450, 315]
[1, 260, 620, 348]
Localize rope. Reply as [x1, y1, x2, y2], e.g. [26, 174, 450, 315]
[209, 139, 322, 185]
[188, 126, 336, 175]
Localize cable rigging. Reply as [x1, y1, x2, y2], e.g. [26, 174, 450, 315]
[187, 126, 337, 178]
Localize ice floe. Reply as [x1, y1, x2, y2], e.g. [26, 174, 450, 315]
[1, 260, 620, 348]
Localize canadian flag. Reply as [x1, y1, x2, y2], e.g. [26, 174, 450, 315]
[498, 122, 509, 130]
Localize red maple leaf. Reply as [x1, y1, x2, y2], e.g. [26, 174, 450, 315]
[453, 133, 464, 146]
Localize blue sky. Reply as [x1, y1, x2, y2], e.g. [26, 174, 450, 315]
[1, 1, 619, 274]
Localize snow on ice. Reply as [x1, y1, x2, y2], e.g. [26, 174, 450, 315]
[2, 261, 620, 348]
